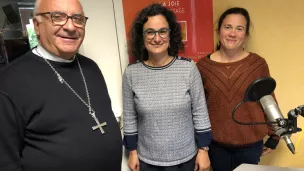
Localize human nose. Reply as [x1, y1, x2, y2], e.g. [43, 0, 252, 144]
[153, 32, 162, 42]
[63, 18, 76, 31]
[228, 28, 237, 36]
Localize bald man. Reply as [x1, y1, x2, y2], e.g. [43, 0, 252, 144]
[0, 0, 122, 170]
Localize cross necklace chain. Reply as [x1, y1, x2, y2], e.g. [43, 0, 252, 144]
[36, 49, 107, 134]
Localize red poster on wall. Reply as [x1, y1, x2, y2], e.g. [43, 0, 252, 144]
[122, 0, 214, 62]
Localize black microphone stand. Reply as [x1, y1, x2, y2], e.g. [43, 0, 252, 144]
[284, 105, 304, 136]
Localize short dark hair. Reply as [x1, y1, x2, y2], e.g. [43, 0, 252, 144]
[216, 7, 251, 50]
[128, 3, 184, 62]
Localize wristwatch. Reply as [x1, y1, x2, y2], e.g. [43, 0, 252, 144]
[200, 146, 209, 151]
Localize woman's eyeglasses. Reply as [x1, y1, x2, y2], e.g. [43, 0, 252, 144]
[143, 28, 170, 40]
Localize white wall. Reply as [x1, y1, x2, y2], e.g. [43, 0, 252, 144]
[79, 0, 127, 118]
[79, 0, 128, 170]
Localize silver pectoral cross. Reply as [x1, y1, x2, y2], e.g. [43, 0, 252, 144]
[90, 111, 107, 134]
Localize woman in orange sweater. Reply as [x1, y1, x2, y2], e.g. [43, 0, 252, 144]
[196, 7, 279, 171]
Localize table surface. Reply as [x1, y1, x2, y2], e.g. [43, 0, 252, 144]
[234, 164, 304, 171]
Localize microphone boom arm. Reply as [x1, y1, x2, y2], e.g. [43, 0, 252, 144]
[286, 105, 304, 135]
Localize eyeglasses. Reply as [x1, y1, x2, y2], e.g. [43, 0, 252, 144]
[35, 12, 88, 28]
[143, 28, 170, 40]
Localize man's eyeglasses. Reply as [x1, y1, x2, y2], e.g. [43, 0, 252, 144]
[143, 28, 170, 40]
[35, 12, 88, 28]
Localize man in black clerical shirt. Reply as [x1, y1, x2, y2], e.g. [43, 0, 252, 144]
[0, 0, 122, 170]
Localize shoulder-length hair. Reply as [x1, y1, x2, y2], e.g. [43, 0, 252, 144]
[128, 3, 184, 62]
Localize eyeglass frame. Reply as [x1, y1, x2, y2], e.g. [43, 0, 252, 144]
[143, 28, 171, 40]
[35, 11, 89, 28]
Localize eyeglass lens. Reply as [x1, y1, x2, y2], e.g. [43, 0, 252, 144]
[144, 28, 170, 39]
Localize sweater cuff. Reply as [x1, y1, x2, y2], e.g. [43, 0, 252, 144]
[264, 135, 280, 149]
[195, 131, 212, 148]
[123, 134, 138, 151]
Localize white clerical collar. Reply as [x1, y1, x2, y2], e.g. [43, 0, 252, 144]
[32, 45, 75, 63]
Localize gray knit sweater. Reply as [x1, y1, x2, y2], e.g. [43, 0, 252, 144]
[123, 57, 211, 166]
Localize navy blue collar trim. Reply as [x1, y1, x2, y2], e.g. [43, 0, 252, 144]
[142, 56, 176, 70]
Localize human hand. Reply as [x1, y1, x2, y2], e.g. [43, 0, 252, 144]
[262, 147, 273, 156]
[128, 150, 140, 171]
[194, 149, 210, 171]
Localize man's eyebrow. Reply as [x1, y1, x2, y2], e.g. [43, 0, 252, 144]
[51, 11, 84, 15]
[52, 10, 64, 13]
[73, 13, 85, 16]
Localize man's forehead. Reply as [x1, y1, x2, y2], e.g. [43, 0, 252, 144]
[39, 0, 84, 14]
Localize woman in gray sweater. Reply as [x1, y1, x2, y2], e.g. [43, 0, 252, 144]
[123, 3, 212, 171]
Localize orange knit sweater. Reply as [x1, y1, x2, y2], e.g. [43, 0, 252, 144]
[196, 53, 279, 147]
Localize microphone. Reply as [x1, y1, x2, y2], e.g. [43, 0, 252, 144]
[232, 77, 299, 154]
[260, 95, 295, 154]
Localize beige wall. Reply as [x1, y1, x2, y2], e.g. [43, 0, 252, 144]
[79, 0, 124, 119]
[213, 0, 304, 168]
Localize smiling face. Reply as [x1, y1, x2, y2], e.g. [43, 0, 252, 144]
[34, 0, 85, 59]
[217, 14, 248, 51]
[143, 15, 170, 58]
